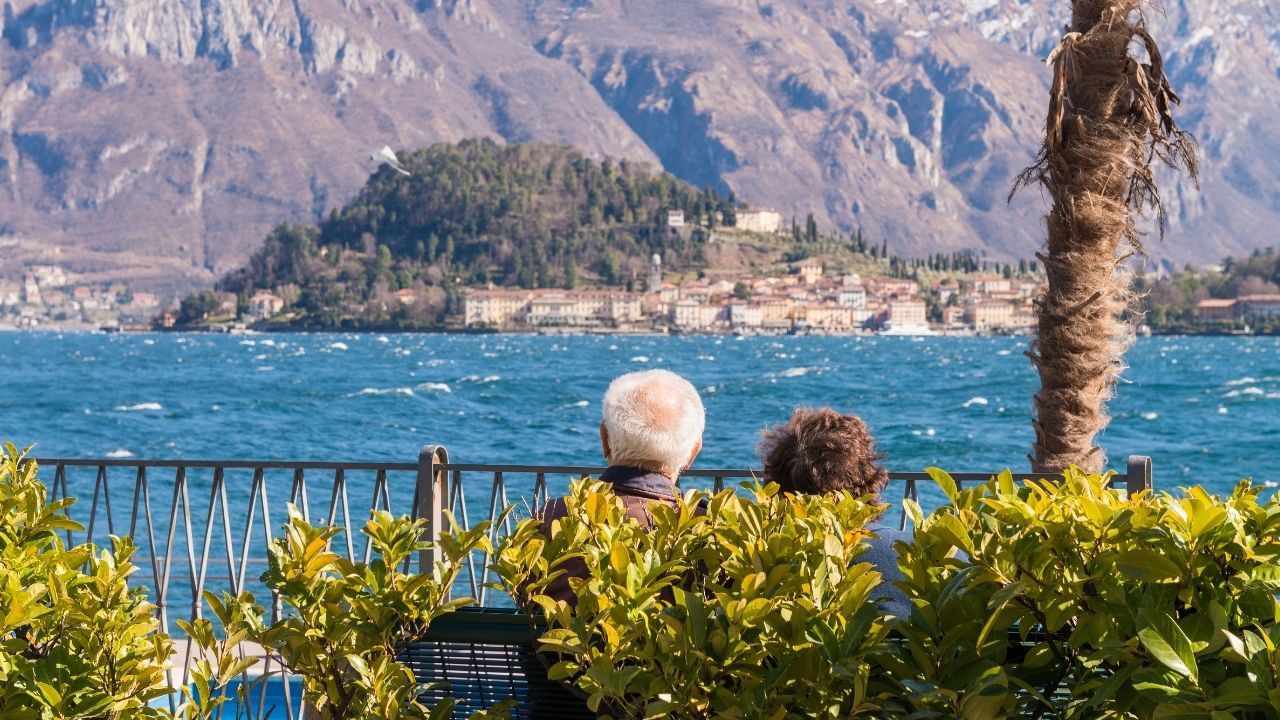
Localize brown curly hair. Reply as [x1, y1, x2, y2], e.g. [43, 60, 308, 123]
[758, 407, 889, 497]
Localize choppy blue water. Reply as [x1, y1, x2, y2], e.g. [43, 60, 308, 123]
[2, 332, 1277, 490]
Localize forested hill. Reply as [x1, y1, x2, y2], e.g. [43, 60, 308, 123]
[206, 140, 738, 327]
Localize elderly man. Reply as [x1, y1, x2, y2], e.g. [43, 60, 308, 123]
[538, 369, 705, 604]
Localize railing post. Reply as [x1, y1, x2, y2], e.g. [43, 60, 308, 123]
[1127, 455, 1153, 495]
[416, 445, 448, 574]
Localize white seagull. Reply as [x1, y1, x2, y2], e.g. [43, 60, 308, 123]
[372, 145, 411, 176]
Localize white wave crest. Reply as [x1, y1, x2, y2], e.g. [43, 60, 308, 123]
[630, 355, 650, 363]
[779, 366, 815, 378]
[416, 382, 452, 393]
[115, 402, 162, 412]
[1141, 412, 1159, 420]
[350, 387, 416, 397]
[963, 397, 989, 408]
[1225, 387, 1265, 398]
[696, 355, 716, 361]
[327, 342, 349, 351]
[105, 448, 135, 458]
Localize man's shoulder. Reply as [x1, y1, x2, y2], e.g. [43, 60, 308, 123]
[536, 497, 570, 526]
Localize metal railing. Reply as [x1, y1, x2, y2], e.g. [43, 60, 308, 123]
[27, 448, 1153, 718]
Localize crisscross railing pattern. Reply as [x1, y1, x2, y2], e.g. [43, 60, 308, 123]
[28, 448, 1152, 719]
[35, 455, 433, 720]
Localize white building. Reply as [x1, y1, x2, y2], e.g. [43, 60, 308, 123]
[463, 290, 532, 327]
[797, 260, 823, 285]
[667, 210, 685, 228]
[837, 288, 867, 309]
[672, 300, 721, 329]
[884, 300, 931, 335]
[727, 302, 762, 329]
[964, 301, 1014, 332]
[249, 291, 285, 319]
[735, 209, 783, 234]
[30, 265, 68, 287]
[21, 276, 40, 305]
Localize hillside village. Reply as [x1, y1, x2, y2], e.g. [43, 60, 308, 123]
[458, 207, 1043, 335]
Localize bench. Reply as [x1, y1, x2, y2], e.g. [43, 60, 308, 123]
[403, 607, 592, 719]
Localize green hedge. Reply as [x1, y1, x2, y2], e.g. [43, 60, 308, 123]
[494, 471, 1280, 719]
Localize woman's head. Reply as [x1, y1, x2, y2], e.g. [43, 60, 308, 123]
[758, 407, 888, 496]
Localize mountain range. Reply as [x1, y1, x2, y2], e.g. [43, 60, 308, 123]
[1, 0, 1277, 293]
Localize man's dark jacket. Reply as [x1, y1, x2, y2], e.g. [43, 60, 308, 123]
[536, 465, 682, 605]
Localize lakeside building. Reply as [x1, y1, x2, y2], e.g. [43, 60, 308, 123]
[464, 290, 532, 326]
[1238, 294, 1280, 320]
[249, 291, 285, 319]
[1194, 295, 1280, 322]
[672, 299, 723, 330]
[804, 304, 856, 331]
[464, 289, 642, 328]
[727, 302, 763, 329]
[965, 300, 1015, 332]
[1196, 298, 1237, 321]
[884, 300, 930, 334]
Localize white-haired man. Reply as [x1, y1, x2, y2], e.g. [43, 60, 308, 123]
[538, 369, 705, 604]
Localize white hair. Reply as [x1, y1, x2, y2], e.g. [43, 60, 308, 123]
[602, 370, 705, 475]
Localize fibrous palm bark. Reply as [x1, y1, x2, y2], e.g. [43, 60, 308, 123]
[1015, 0, 1197, 473]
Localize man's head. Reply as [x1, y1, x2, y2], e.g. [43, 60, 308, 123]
[758, 407, 888, 497]
[600, 370, 705, 478]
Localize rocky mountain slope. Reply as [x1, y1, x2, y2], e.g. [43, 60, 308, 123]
[0, 0, 1275, 292]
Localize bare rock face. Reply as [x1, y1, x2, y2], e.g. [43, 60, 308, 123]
[0, 0, 1275, 291]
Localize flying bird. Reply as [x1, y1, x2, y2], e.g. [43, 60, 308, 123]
[372, 145, 411, 176]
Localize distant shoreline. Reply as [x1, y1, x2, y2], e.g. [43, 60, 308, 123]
[7, 324, 1278, 339]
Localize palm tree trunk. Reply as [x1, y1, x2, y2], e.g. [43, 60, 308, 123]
[1017, 0, 1197, 473]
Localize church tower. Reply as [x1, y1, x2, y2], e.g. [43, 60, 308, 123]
[649, 253, 662, 293]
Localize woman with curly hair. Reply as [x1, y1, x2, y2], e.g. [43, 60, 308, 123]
[758, 407, 910, 617]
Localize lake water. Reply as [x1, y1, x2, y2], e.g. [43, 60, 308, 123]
[2, 332, 1277, 491]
